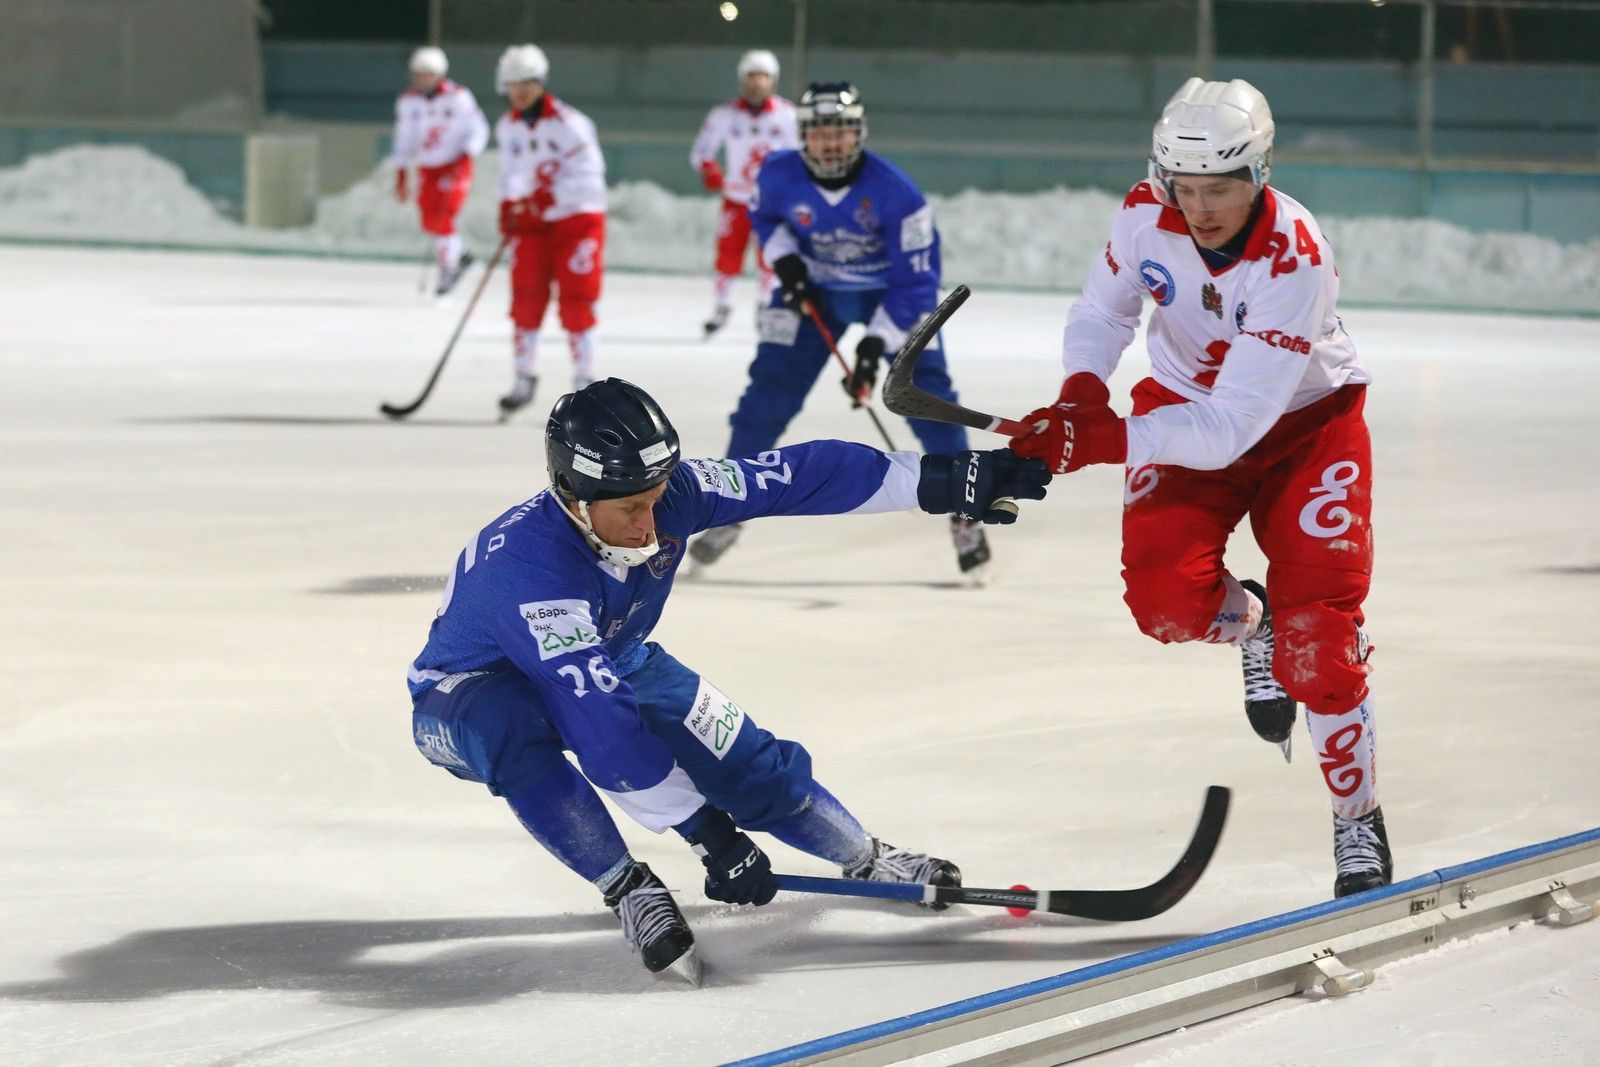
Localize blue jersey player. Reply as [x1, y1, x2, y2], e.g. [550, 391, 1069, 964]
[691, 82, 990, 579]
[407, 379, 1049, 983]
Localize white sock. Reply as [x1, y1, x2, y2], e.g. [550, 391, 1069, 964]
[1307, 696, 1378, 819]
[1203, 574, 1263, 645]
[569, 330, 596, 387]
[713, 273, 736, 307]
[514, 329, 539, 377]
[435, 234, 462, 271]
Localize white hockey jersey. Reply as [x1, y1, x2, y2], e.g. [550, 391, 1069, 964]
[495, 94, 607, 221]
[1064, 183, 1368, 471]
[689, 96, 799, 205]
[391, 80, 489, 169]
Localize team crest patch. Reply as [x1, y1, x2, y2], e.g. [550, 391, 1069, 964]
[1139, 260, 1175, 306]
[791, 203, 814, 228]
[647, 534, 680, 579]
[853, 197, 878, 231]
[1234, 301, 1248, 330]
[1202, 283, 1223, 318]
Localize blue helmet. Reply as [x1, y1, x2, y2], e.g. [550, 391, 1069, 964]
[545, 379, 680, 502]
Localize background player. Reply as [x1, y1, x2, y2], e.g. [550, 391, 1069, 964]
[690, 83, 989, 579]
[390, 46, 489, 296]
[408, 378, 1049, 982]
[493, 44, 608, 420]
[1010, 78, 1389, 898]
[689, 49, 798, 337]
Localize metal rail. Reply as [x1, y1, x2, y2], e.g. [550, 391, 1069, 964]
[727, 827, 1600, 1067]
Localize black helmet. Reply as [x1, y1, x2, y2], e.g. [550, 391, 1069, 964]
[545, 379, 680, 502]
[797, 81, 867, 180]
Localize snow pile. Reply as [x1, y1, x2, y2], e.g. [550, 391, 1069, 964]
[2, 144, 1596, 315]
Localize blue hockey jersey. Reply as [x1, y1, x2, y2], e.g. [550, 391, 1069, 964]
[751, 149, 941, 346]
[407, 441, 922, 828]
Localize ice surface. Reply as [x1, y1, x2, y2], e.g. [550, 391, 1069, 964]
[2, 246, 1598, 1066]
[3, 145, 1598, 314]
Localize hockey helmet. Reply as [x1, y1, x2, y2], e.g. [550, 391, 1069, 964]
[797, 82, 867, 180]
[737, 49, 780, 81]
[409, 46, 448, 77]
[1149, 77, 1274, 206]
[496, 44, 550, 93]
[546, 379, 680, 504]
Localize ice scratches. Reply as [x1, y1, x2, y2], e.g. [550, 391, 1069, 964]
[207, 1011, 410, 1066]
[314, 575, 447, 596]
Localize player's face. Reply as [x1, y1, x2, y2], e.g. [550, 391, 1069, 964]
[506, 79, 543, 112]
[410, 70, 442, 93]
[588, 481, 670, 549]
[741, 72, 774, 104]
[804, 123, 859, 173]
[1168, 174, 1257, 249]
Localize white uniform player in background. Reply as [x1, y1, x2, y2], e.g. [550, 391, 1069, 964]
[493, 44, 609, 420]
[390, 46, 490, 296]
[689, 50, 798, 337]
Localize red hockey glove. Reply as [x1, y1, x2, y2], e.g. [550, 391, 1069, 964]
[499, 197, 540, 237]
[393, 168, 409, 203]
[700, 160, 725, 193]
[1056, 371, 1111, 409]
[1009, 394, 1128, 475]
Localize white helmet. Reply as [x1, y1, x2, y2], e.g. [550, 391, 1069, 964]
[496, 44, 550, 93]
[737, 49, 780, 81]
[409, 46, 448, 76]
[1149, 77, 1274, 202]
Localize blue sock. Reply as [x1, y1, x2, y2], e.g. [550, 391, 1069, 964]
[504, 761, 631, 886]
[765, 784, 873, 868]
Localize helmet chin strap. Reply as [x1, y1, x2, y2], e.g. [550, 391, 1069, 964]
[556, 495, 661, 568]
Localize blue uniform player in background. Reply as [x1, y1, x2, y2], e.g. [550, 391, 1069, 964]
[408, 379, 1049, 983]
[690, 83, 991, 580]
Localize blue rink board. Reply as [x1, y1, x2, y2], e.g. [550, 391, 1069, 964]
[726, 825, 1600, 1067]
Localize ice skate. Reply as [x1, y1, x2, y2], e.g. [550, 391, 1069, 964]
[843, 838, 963, 911]
[702, 304, 731, 339]
[686, 523, 743, 574]
[1239, 578, 1296, 762]
[950, 516, 991, 585]
[604, 861, 701, 985]
[497, 373, 538, 422]
[435, 250, 475, 296]
[1333, 807, 1393, 898]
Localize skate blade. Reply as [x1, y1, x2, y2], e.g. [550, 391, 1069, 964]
[962, 561, 992, 589]
[661, 947, 703, 988]
[1276, 735, 1292, 763]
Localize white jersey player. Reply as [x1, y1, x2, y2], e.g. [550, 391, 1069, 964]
[390, 46, 490, 295]
[491, 44, 609, 419]
[1011, 78, 1391, 899]
[688, 49, 799, 336]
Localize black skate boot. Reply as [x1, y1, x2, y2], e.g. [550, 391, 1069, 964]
[687, 523, 743, 571]
[603, 861, 701, 985]
[843, 839, 963, 911]
[497, 373, 538, 422]
[951, 516, 991, 583]
[1239, 578, 1296, 761]
[702, 304, 731, 338]
[435, 251, 475, 296]
[1333, 807, 1393, 898]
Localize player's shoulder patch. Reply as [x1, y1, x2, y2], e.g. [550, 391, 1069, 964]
[900, 202, 936, 252]
[684, 457, 749, 501]
[517, 598, 602, 661]
[1122, 181, 1162, 210]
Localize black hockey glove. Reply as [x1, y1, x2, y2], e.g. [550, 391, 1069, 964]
[681, 806, 777, 906]
[842, 335, 885, 407]
[917, 449, 1052, 525]
[772, 254, 814, 312]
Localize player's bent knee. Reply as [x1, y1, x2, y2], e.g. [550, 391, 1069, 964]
[1122, 572, 1216, 644]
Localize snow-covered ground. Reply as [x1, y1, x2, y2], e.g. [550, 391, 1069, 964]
[2, 144, 1598, 315]
[2, 246, 1598, 1066]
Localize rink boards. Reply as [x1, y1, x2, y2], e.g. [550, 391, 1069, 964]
[730, 827, 1600, 1067]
